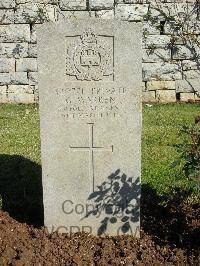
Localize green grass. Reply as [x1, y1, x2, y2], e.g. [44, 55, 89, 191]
[0, 103, 199, 214]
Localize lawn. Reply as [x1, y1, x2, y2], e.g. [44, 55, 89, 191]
[0, 103, 199, 218]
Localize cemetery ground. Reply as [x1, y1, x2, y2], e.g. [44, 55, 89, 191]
[0, 103, 199, 265]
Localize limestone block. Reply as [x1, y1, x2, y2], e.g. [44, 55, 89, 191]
[116, 4, 149, 21]
[58, 11, 95, 20]
[156, 90, 176, 103]
[182, 60, 199, 71]
[187, 21, 200, 34]
[0, 25, 30, 43]
[28, 72, 38, 85]
[0, 73, 11, 85]
[89, 0, 114, 10]
[142, 35, 171, 49]
[60, 0, 87, 10]
[142, 91, 156, 102]
[180, 92, 195, 101]
[183, 69, 200, 79]
[7, 85, 35, 103]
[15, 3, 57, 23]
[0, 10, 15, 24]
[172, 45, 199, 60]
[0, 43, 28, 58]
[143, 21, 160, 35]
[0, 0, 15, 8]
[176, 78, 200, 93]
[143, 62, 182, 81]
[147, 80, 175, 91]
[11, 72, 29, 85]
[149, 3, 197, 21]
[165, 21, 200, 35]
[96, 10, 114, 19]
[30, 24, 37, 43]
[142, 81, 146, 92]
[0, 58, 15, 73]
[0, 86, 7, 103]
[16, 1, 58, 3]
[16, 58, 38, 72]
[142, 48, 171, 62]
[28, 44, 37, 57]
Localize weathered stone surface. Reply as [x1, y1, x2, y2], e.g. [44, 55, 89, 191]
[28, 44, 37, 57]
[16, 58, 38, 72]
[58, 10, 95, 20]
[183, 69, 200, 79]
[11, 72, 29, 85]
[30, 24, 38, 43]
[182, 60, 199, 71]
[0, 86, 7, 103]
[172, 45, 198, 60]
[60, 0, 87, 10]
[149, 3, 197, 21]
[7, 85, 35, 103]
[28, 72, 38, 85]
[143, 21, 160, 35]
[143, 62, 182, 81]
[0, 25, 30, 43]
[0, 10, 15, 24]
[89, 0, 114, 10]
[142, 91, 156, 102]
[16, 0, 58, 3]
[15, 3, 57, 23]
[116, 4, 149, 21]
[142, 35, 171, 49]
[0, 43, 28, 58]
[142, 48, 171, 62]
[96, 10, 114, 19]
[0, 73, 10, 85]
[147, 80, 175, 91]
[156, 90, 176, 102]
[0, 58, 15, 73]
[180, 92, 195, 101]
[176, 78, 200, 93]
[38, 20, 142, 236]
[0, 0, 15, 8]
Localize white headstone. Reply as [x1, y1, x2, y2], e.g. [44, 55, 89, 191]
[38, 19, 142, 236]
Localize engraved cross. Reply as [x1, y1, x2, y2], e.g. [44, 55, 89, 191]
[69, 123, 113, 192]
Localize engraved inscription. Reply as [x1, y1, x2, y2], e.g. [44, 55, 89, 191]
[69, 123, 113, 192]
[66, 28, 113, 81]
[55, 86, 132, 120]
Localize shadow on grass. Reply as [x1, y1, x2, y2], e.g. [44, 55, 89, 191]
[0, 154, 44, 227]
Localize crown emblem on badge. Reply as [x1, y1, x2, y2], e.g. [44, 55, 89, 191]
[66, 28, 113, 81]
[81, 28, 97, 44]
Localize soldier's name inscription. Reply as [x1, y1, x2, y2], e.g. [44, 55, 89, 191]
[55, 86, 138, 119]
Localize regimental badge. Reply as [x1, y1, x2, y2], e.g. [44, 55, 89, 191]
[66, 28, 113, 81]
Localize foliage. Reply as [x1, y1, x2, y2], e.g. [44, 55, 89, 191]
[172, 116, 200, 187]
[143, 0, 200, 72]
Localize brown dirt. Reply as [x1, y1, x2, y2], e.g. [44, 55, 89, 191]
[0, 196, 199, 265]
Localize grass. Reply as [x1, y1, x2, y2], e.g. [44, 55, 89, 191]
[0, 103, 199, 215]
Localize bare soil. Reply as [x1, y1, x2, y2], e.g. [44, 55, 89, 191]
[0, 195, 199, 265]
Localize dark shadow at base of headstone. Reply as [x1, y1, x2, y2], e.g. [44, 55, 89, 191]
[0, 154, 44, 227]
[141, 184, 199, 251]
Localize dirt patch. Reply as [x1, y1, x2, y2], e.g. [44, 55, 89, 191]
[0, 198, 199, 265]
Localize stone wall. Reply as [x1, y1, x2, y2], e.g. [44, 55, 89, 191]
[0, 0, 199, 103]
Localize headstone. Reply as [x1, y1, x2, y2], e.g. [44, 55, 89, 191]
[38, 19, 142, 237]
